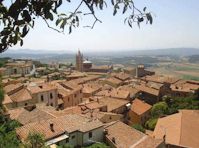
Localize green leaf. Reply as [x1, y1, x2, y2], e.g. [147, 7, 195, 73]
[56, 18, 62, 26]
[60, 18, 67, 29]
[146, 13, 153, 24]
[49, 13, 53, 21]
[69, 26, 72, 34]
[123, 5, 127, 14]
[138, 17, 144, 22]
[137, 21, 140, 28]
[113, 9, 117, 16]
[21, 25, 29, 37]
[20, 39, 23, 46]
[128, 20, 132, 28]
[111, 0, 114, 5]
[13, 34, 18, 45]
[76, 16, 79, 22]
[23, 10, 31, 22]
[57, 0, 62, 7]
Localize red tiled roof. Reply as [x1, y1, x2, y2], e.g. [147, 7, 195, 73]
[131, 99, 152, 115]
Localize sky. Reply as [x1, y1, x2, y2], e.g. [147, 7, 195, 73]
[7, 0, 199, 52]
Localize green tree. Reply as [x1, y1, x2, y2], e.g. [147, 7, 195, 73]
[24, 132, 46, 148]
[145, 118, 158, 130]
[132, 124, 145, 133]
[0, 75, 4, 112]
[0, 0, 153, 52]
[57, 144, 74, 148]
[151, 102, 168, 117]
[0, 117, 21, 148]
[85, 143, 110, 148]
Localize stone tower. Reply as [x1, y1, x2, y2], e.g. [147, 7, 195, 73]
[76, 50, 83, 72]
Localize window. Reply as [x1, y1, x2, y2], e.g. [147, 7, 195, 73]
[68, 97, 70, 102]
[41, 95, 44, 101]
[74, 94, 77, 98]
[89, 132, 92, 138]
[25, 103, 28, 106]
[109, 116, 112, 120]
[50, 103, 53, 106]
[66, 138, 69, 143]
[14, 69, 17, 74]
[71, 135, 75, 139]
[50, 93, 53, 99]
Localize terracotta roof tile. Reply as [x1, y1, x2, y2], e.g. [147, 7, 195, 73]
[16, 114, 103, 141]
[153, 110, 199, 148]
[105, 77, 122, 85]
[95, 88, 130, 100]
[142, 75, 180, 84]
[9, 88, 32, 102]
[105, 121, 161, 148]
[9, 107, 55, 125]
[27, 83, 57, 94]
[135, 84, 159, 96]
[98, 97, 129, 112]
[2, 94, 13, 104]
[4, 83, 23, 94]
[131, 99, 152, 115]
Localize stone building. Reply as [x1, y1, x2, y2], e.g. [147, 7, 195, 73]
[136, 65, 155, 78]
[128, 98, 152, 125]
[105, 121, 164, 148]
[76, 50, 84, 72]
[75, 50, 112, 73]
[4, 60, 34, 76]
[16, 114, 104, 147]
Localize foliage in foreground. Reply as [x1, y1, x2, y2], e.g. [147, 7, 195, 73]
[24, 132, 46, 148]
[151, 102, 168, 117]
[84, 143, 110, 148]
[145, 95, 199, 130]
[0, 115, 22, 148]
[145, 118, 158, 130]
[0, 0, 153, 52]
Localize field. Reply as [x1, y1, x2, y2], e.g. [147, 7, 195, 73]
[148, 62, 199, 81]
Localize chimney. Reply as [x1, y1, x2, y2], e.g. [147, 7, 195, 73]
[112, 137, 116, 144]
[163, 134, 166, 143]
[50, 123, 54, 132]
[24, 105, 36, 112]
[104, 129, 108, 135]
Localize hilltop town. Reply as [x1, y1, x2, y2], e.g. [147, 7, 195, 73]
[0, 51, 199, 148]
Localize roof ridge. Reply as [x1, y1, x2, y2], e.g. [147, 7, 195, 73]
[130, 135, 148, 148]
[179, 111, 183, 145]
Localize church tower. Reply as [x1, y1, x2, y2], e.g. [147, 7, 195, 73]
[76, 50, 83, 72]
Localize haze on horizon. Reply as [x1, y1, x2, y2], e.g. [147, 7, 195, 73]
[8, 0, 199, 53]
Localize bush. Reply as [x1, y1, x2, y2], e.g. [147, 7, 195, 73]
[57, 144, 74, 148]
[145, 118, 158, 130]
[132, 124, 145, 133]
[0, 116, 22, 148]
[151, 102, 168, 117]
[85, 143, 110, 148]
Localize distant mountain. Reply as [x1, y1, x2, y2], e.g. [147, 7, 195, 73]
[0, 48, 199, 62]
[85, 48, 199, 57]
[133, 48, 199, 56]
[0, 49, 75, 62]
